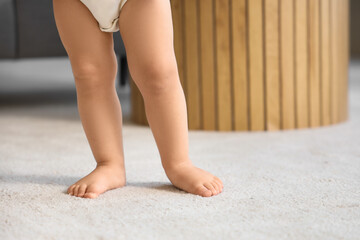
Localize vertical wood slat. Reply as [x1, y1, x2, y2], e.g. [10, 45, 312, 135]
[339, 0, 349, 122]
[232, 0, 248, 131]
[199, 0, 216, 130]
[337, 0, 344, 123]
[215, 0, 232, 131]
[295, 0, 309, 129]
[248, 0, 265, 131]
[280, 0, 295, 129]
[337, 0, 342, 123]
[130, 78, 138, 123]
[184, 0, 201, 129]
[264, 0, 280, 131]
[309, 0, 321, 127]
[131, 0, 349, 131]
[330, 0, 339, 124]
[130, 78, 147, 125]
[320, 0, 331, 126]
[343, 0, 349, 121]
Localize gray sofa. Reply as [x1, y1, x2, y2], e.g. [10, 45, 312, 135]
[0, 0, 129, 86]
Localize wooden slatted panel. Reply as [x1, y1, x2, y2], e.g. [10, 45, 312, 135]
[131, 0, 349, 131]
[215, 0, 232, 131]
[265, 0, 280, 131]
[248, 0, 265, 131]
[280, 0, 295, 129]
[320, 0, 331, 126]
[309, 0, 321, 127]
[330, 0, 339, 124]
[295, 0, 309, 129]
[232, 0, 248, 131]
[199, 0, 216, 130]
[184, 0, 201, 129]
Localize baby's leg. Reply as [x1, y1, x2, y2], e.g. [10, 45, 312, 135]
[53, 0, 126, 198]
[118, 0, 223, 197]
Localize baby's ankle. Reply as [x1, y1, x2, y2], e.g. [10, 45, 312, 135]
[96, 161, 125, 169]
[162, 160, 193, 172]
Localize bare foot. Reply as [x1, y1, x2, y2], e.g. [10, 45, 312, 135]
[164, 162, 223, 197]
[67, 163, 126, 199]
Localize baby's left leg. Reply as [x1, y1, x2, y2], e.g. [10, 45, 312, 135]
[118, 0, 223, 197]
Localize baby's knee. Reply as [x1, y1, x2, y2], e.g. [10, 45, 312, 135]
[135, 59, 179, 95]
[71, 60, 117, 89]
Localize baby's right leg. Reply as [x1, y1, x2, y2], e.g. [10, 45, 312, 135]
[53, 0, 126, 198]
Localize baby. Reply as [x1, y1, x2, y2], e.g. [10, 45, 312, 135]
[53, 0, 223, 198]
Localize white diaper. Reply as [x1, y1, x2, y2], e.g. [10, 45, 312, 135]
[79, 0, 128, 32]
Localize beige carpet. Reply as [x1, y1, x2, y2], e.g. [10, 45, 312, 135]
[0, 59, 359, 239]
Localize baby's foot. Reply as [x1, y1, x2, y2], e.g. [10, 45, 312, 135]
[164, 162, 223, 197]
[67, 163, 126, 199]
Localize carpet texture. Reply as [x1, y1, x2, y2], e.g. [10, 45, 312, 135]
[0, 60, 359, 239]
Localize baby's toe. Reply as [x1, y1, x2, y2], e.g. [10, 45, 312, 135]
[215, 181, 223, 192]
[195, 185, 213, 197]
[83, 185, 102, 199]
[214, 176, 223, 187]
[83, 192, 98, 199]
[77, 185, 87, 197]
[73, 185, 81, 196]
[212, 181, 220, 194]
[67, 184, 76, 195]
[212, 178, 222, 192]
[204, 182, 217, 196]
[214, 179, 223, 192]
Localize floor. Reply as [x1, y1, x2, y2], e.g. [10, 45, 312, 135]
[0, 57, 359, 239]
